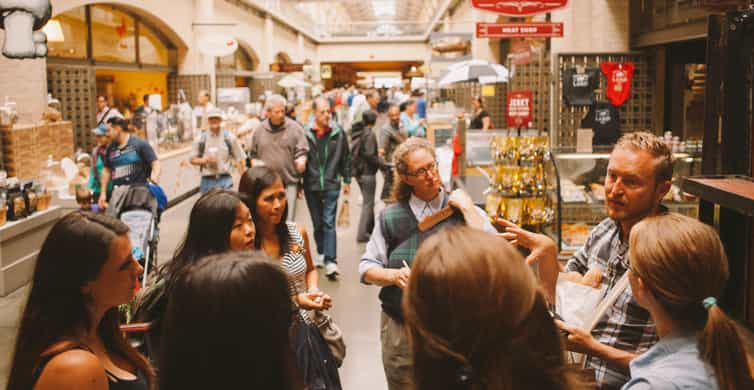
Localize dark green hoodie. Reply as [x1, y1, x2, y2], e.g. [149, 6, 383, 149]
[303, 121, 352, 192]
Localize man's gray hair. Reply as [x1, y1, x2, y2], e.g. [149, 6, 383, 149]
[265, 94, 287, 111]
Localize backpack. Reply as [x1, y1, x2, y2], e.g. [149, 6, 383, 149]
[350, 131, 367, 177]
[198, 130, 235, 159]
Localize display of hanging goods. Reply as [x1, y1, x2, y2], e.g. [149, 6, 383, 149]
[438, 59, 509, 86]
[600, 62, 635, 106]
[562, 67, 600, 106]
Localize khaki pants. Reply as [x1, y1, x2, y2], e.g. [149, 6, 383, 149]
[380, 312, 414, 390]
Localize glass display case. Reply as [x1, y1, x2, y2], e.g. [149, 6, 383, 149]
[552, 147, 701, 254]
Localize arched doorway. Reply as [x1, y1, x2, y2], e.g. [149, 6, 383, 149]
[46, 3, 186, 151]
[275, 52, 293, 65]
[216, 41, 260, 89]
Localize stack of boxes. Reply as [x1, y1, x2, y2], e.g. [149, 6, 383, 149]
[1, 121, 75, 180]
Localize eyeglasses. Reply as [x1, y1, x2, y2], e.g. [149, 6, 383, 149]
[405, 161, 438, 178]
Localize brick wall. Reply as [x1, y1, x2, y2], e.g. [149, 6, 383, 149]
[1, 122, 75, 180]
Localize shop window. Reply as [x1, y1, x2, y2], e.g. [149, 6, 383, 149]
[91, 5, 136, 63]
[216, 49, 258, 71]
[47, 8, 87, 59]
[139, 22, 170, 66]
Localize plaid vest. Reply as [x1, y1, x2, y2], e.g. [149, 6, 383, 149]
[378, 195, 465, 322]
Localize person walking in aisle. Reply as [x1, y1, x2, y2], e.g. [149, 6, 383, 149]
[351, 111, 390, 243]
[192, 90, 215, 134]
[400, 98, 427, 137]
[95, 95, 123, 128]
[190, 108, 246, 193]
[97, 117, 160, 211]
[359, 138, 495, 390]
[239, 166, 341, 389]
[618, 213, 753, 390]
[89, 124, 112, 204]
[304, 97, 351, 279]
[379, 105, 407, 201]
[248, 94, 309, 221]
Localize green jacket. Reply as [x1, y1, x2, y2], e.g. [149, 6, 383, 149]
[303, 121, 351, 192]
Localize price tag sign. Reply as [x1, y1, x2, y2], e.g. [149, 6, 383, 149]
[506, 90, 533, 128]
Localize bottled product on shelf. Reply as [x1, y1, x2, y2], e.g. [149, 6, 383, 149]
[484, 132, 554, 227]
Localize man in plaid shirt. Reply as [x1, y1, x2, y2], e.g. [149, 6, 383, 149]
[501, 132, 673, 389]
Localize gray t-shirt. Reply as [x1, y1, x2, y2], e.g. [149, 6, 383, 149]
[192, 130, 246, 176]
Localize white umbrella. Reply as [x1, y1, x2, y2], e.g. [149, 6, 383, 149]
[438, 60, 509, 87]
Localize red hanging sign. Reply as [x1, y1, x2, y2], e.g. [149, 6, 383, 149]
[476, 22, 564, 38]
[471, 0, 568, 16]
[506, 91, 533, 128]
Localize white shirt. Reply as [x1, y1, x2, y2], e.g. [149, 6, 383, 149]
[358, 189, 497, 282]
[96, 106, 123, 126]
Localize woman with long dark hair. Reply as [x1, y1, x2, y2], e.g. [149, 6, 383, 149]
[620, 213, 753, 389]
[8, 212, 155, 390]
[159, 251, 302, 390]
[403, 226, 577, 390]
[132, 189, 255, 352]
[239, 166, 342, 389]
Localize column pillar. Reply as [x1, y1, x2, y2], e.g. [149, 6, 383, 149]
[297, 33, 305, 63]
[264, 15, 275, 71]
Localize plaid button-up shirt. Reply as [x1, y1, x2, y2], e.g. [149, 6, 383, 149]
[564, 217, 658, 390]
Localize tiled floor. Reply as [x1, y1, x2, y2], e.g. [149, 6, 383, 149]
[0, 176, 388, 390]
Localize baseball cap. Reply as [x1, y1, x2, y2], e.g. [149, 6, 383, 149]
[91, 124, 108, 136]
[207, 108, 224, 119]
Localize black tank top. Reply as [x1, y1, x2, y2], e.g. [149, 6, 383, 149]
[31, 344, 148, 390]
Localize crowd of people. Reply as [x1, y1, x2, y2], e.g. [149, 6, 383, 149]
[6, 84, 754, 390]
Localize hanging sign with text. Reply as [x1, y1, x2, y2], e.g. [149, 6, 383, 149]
[476, 22, 564, 38]
[471, 0, 568, 16]
[506, 90, 533, 128]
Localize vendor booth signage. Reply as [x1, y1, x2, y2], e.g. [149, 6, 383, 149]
[471, 0, 568, 16]
[476, 22, 564, 38]
[507, 90, 533, 128]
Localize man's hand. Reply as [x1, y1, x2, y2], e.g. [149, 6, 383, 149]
[98, 193, 108, 210]
[342, 184, 350, 195]
[556, 320, 600, 355]
[497, 218, 560, 302]
[205, 155, 217, 164]
[378, 148, 386, 157]
[497, 218, 557, 265]
[149, 174, 160, 185]
[392, 268, 411, 289]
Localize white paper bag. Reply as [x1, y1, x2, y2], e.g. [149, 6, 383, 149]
[555, 273, 607, 329]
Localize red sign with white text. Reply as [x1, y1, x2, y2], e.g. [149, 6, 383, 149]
[476, 22, 564, 38]
[471, 0, 568, 16]
[507, 91, 533, 128]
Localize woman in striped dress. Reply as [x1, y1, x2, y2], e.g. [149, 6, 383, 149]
[240, 166, 342, 390]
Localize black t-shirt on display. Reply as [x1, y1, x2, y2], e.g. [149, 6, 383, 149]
[562, 68, 600, 106]
[470, 110, 490, 129]
[581, 101, 621, 146]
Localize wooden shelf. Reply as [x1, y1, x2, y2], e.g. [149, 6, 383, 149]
[681, 176, 754, 217]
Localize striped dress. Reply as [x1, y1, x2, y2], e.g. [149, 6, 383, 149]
[281, 222, 311, 323]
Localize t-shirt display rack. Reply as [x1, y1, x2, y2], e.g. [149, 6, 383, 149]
[47, 64, 98, 151]
[167, 74, 210, 107]
[555, 52, 655, 148]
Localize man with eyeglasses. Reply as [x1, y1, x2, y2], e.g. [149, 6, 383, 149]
[358, 137, 496, 390]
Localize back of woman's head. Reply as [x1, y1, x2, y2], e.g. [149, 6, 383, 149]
[164, 189, 242, 278]
[159, 251, 299, 390]
[403, 226, 571, 390]
[8, 212, 131, 390]
[630, 213, 753, 390]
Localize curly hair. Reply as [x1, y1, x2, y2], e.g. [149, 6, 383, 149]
[390, 137, 436, 203]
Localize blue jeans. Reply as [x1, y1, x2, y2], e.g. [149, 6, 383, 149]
[200, 174, 233, 193]
[305, 189, 340, 265]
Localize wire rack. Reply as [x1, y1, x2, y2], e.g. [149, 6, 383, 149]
[555, 53, 655, 148]
[47, 65, 97, 151]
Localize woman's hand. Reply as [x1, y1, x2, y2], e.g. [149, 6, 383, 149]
[556, 320, 601, 355]
[296, 291, 333, 310]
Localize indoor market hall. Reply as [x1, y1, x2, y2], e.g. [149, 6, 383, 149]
[2, 1, 754, 390]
